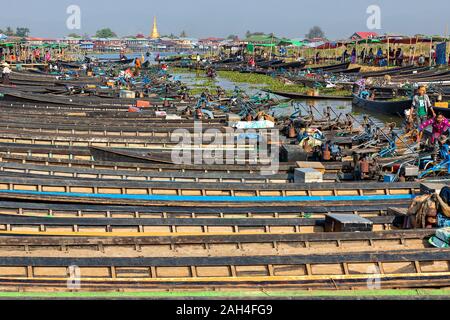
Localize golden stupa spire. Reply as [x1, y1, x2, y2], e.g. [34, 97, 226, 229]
[150, 16, 160, 39]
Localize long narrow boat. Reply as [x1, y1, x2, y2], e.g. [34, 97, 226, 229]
[360, 65, 422, 78]
[352, 94, 412, 116]
[305, 62, 351, 72]
[0, 90, 186, 107]
[0, 174, 419, 206]
[0, 161, 293, 184]
[0, 229, 431, 255]
[0, 199, 404, 218]
[269, 61, 306, 69]
[0, 213, 395, 235]
[267, 89, 352, 100]
[0, 248, 446, 291]
[0, 144, 291, 173]
[0, 120, 278, 138]
[0, 129, 263, 150]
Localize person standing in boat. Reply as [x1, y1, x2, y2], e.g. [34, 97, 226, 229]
[375, 47, 383, 66]
[341, 48, 348, 63]
[1, 62, 11, 85]
[397, 48, 404, 66]
[430, 46, 436, 65]
[411, 86, 434, 129]
[367, 48, 374, 65]
[359, 48, 366, 64]
[417, 113, 450, 144]
[350, 47, 357, 64]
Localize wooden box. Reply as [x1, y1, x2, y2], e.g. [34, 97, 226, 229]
[324, 214, 373, 232]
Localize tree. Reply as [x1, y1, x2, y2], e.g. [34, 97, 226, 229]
[169, 33, 176, 39]
[245, 31, 251, 38]
[5, 27, 14, 36]
[95, 28, 117, 38]
[16, 27, 30, 37]
[68, 33, 82, 38]
[227, 34, 239, 41]
[305, 26, 325, 39]
[180, 30, 187, 38]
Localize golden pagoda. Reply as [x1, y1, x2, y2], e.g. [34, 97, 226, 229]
[150, 17, 160, 39]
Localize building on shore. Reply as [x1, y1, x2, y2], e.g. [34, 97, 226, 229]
[350, 32, 379, 40]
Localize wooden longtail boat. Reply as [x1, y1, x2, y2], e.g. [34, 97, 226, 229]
[0, 144, 291, 173]
[0, 174, 419, 206]
[306, 62, 351, 72]
[0, 199, 405, 218]
[267, 89, 352, 100]
[0, 162, 293, 184]
[0, 212, 396, 235]
[352, 94, 412, 116]
[0, 248, 446, 291]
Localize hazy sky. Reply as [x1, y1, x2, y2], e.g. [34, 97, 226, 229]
[0, 0, 449, 39]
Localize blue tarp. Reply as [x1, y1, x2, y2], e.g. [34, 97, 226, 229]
[436, 42, 447, 65]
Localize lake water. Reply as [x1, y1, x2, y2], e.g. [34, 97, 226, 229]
[90, 52, 403, 128]
[174, 71, 401, 128]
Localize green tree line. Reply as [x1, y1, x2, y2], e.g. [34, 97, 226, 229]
[0, 27, 30, 37]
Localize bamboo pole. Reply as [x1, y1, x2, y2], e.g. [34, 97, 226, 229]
[387, 35, 390, 66]
[411, 35, 419, 65]
[446, 24, 449, 65]
[429, 36, 433, 66]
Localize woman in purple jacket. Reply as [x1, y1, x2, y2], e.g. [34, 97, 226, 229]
[418, 113, 450, 144]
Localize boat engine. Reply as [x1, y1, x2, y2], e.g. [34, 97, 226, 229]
[321, 142, 342, 162]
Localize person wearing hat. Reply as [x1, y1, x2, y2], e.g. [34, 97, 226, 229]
[411, 86, 434, 129]
[1, 62, 11, 85]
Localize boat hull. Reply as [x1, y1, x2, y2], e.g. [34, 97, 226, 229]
[352, 94, 412, 116]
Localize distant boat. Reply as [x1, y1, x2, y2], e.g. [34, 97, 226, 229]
[265, 89, 352, 100]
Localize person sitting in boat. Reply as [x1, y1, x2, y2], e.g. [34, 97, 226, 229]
[1, 62, 11, 85]
[119, 52, 128, 61]
[418, 54, 426, 66]
[411, 86, 433, 129]
[248, 57, 256, 69]
[417, 113, 450, 144]
[359, 89, 371, 100]
[135, 58, 142, 70]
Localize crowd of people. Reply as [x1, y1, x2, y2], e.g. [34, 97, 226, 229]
[0, 46, 66, 65]
[339, 46, 448, 67]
